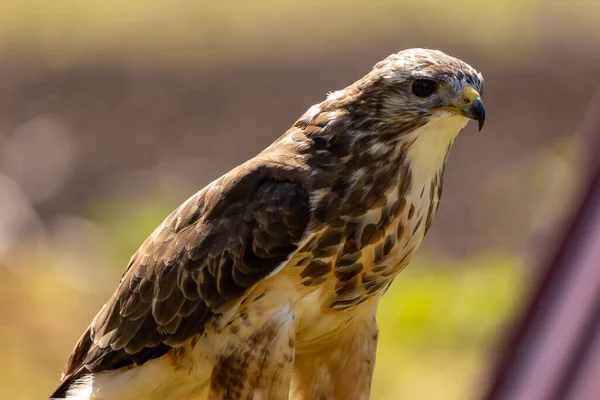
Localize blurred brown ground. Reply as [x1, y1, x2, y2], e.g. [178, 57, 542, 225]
[0, 1, 599, 399]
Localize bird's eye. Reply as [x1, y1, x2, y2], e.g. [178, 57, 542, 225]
[412, 79, 438, 97]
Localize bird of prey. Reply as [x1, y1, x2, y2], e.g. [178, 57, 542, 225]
[51, 48, 485, 400]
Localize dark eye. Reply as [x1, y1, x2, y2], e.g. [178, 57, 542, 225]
[412, 79, 438, 97]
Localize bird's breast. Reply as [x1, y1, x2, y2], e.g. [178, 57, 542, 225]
[288, 157, 444, 320]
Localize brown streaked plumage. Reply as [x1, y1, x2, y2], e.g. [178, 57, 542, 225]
[51, 48, 485, 400]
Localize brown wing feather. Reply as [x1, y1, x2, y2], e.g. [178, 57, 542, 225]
[51, 164, 310, 398]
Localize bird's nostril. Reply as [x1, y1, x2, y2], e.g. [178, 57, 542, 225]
[463, 98, 472, 104]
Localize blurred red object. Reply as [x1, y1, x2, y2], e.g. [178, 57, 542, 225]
[484, 93, 600, 400]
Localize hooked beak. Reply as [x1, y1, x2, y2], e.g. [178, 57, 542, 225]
[460, 86, 486, 131]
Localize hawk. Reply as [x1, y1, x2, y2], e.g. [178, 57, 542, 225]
[51, 48, 485, 400]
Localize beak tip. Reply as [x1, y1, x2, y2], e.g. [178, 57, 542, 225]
[462, 96, 486, 132]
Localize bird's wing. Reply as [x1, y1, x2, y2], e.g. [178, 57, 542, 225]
[53, 163, 311, 396]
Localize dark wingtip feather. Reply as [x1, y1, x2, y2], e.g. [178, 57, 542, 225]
[48, 369, 85, 399]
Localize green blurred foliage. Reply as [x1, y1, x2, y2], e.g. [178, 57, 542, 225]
[87, 196, 185, 271]
[1, 0, 599, 66]
[380, 255, 522, 347]
[373, 254, 524, 399]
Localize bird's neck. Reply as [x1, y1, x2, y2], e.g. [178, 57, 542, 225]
[400, 114, 467, 189]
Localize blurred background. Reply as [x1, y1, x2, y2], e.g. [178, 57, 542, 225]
[1, 1, 599, 399]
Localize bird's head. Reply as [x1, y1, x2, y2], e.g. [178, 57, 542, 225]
[326, 48, 485, 139]
[373, 48, 484, 131]
[293, 48, 485, 172]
